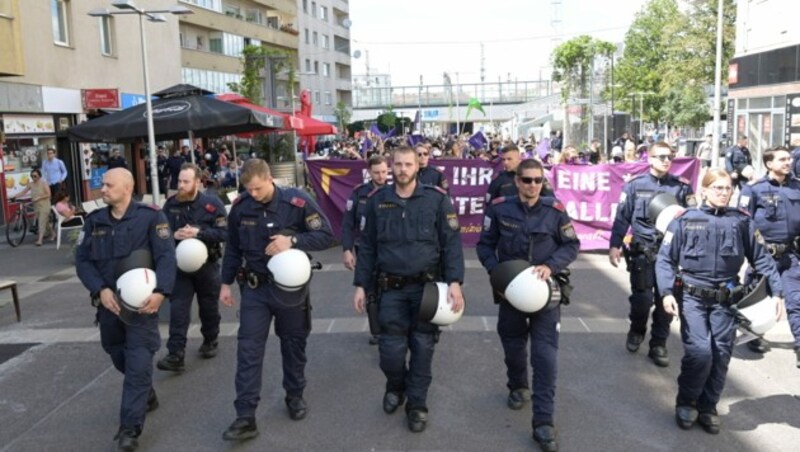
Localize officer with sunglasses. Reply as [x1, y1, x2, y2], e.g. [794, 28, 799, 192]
[609, 142, 696, 367]
[477, 158, 580, 452]
[739, 146, 800, 364]
[415, 144, 449, 191]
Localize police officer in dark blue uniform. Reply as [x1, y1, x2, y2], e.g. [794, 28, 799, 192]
[156, 163, 227, 372]
[740, 147, 800, 364]
[477, 158, 580, 452]
[353, 145, 465, 434]
[75, 168, 176, 451]
[166, 148, 185, 195]
[725, 136, 753, 191]
[415, 144, 449, 191]
[219, 159, 333, 441]
[486, 145, 523, 202]
[609, 142, 696, 367]
[656, 168, 783, 434]
[342, 155, 389, 345]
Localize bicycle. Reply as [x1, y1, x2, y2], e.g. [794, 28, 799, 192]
[5, 198, 38, 247]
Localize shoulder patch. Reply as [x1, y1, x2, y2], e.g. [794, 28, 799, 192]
[204, 203, 217, 213]
[290, 196, 306, 208]
[551, 199, 566, 212]
[491, 196, 506, 205]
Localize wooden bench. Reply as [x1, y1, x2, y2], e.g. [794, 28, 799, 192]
[0, 280, 21, 322]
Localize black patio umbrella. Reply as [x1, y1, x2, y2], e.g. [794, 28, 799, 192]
[68, 85, 284, 143]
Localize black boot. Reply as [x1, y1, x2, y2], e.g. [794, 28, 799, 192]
[285, 395, 308, 420]
[156, 351, 185, 372]
[532, 424, 558, 452]
[626, 331, 644, 353]
[114, 426, 140, 451]
[698, 410, 720, 434]
[648, 346, 669, 367]
[146, 388, 158, 412]
[382, 391, 405, 414]
[675, 405, 698, 430]
[746, 337, 770, 354]
[406, 407, 428, 433]
[507, 388, 531, 410]
[198, 340, 218, 359]
[222, 417, 258, 441]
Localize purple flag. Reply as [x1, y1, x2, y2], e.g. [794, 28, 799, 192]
[369, 122, 397, 140]
[468, 131, 488, 151]
[361, 137, 373, 156]
[407, 134, 424, 147]
[536, 138, 551, 160]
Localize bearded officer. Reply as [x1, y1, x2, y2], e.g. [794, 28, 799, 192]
[342, 155, 389, 345]
[609, 142, 695, 367]
[156, 163, 226, 372]
[219, 158, 333, 441]
[75, 168, 176, 451]
[740, 146, 800, 364]
[415, 143, 449, 191]
[353, 145, 465, 433]
[477, 158, 580, 452]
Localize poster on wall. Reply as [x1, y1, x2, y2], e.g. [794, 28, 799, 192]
[785, 94, 800, 147]
[5, 171, 32, 198]
[2, 115, 55, 134]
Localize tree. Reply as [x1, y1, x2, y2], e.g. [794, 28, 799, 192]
[228, 45, 293, 106]
[551, 35, 616, 145]
[334, 101, 352, 136]
[662, 84, 711, 128]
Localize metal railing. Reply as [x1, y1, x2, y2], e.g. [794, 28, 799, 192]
[352, 80, 553, 109]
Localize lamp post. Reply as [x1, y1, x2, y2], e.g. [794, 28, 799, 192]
[88, 1, 193, 201]
[711, 0, 724, 167]
[630, 91, 655, 141]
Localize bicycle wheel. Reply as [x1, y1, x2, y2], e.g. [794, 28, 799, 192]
[5, 212, 27, 247]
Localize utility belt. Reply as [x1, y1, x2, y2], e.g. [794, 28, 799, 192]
[207, 243, 222, 262]
[377, 270, 438, 291]
[683, 282, 744, 305]
[627, 241, 658, 261]
[236, 268, 273, 289]
[765, 239, 799, 259]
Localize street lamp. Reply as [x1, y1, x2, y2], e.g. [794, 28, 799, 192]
[630, 91, 655, 141]
[88, 1, 193, 201]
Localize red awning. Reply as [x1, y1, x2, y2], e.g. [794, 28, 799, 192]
[294, 113, 337, 136]
[215, 93, 303, 131]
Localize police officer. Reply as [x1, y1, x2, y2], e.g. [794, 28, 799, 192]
[609, 142, 695, 367]
[156, 163, 226, 372]
[75, 168, 177, 451]
[740, 147, 800, 364]
[656, 168, 783, 434]
[353, 145, 465, 433]
[486, 145, 523, 202]
[342, 155, 389, 345]
[156, 146, 169, 196]
[477, 158, 580, 452]
[166, 148, 185, 196]
[415, 144, 449, 191]
[219, 159, 333, 441]
[725, 136, 753, 190]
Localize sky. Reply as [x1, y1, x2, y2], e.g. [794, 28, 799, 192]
[349, 0, 651, 87]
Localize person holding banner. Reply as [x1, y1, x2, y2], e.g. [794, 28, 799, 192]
[609, 142, 696, 367]
[739, 147, 800, 364]
[415, 144, 449, 191]
[476, 158, 580, 452]
[352, 146, 464, 434]
[656, 169, 783, 434]
[342, 155, 390, 345]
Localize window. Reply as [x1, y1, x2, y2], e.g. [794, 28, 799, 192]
[196, 36, 204, 51]
[314, 91, 321, 105]
[179, 32, 185, 48]
[323, 63, 330, 77]
[304, 28, 309, 44]
[311, 2, 316, 17]
[314, 60, 319, 74]
[302, 0, 308, 13]
[51, 0, 70, 45]
[312, 31, 318, 46]
[325, 91, 332, 105]
[99, 16, 114, 56]
[320, 6, 327, 21]
[321, 34, 329, 49]
[305, 59, 311, 72]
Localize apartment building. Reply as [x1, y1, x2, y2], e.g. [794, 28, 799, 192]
[295, 0, 353, 124]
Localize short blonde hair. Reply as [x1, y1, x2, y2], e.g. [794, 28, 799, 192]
[701, 168, 731, 188]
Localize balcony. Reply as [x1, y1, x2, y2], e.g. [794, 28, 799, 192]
[251, 0, 296, 15]
[181, 45, 242, 74]
[182, 4, 298, 51]
[0, 3, 24, 76]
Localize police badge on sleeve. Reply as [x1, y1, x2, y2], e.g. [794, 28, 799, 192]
[561, 222, 577, 240]
[156, 223, 171, 239]
[306, 213, 323, 230]
[447, 213, 459, 231]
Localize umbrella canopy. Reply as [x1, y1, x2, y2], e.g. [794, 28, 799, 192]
[153, 84, 214, 99]
[68, 91, 284, 143]
[216, 93, 304, 130]
[295, 113, 337, 136]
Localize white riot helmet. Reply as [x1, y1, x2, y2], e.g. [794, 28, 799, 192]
[490, 260, 562, 313]
[647, 192, 686, 235]
[734, 277, 777, 336]
[115, 249, 157, 322]
[418, 282, 464, 326]
[267, 248, 312, 292]
[176, 238, 208, 273]
[741, 165, 755, 180]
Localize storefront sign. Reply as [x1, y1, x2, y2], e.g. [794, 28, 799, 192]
[121, 93, 147, 109]
[786, 94, 800, 147]
[82, 89, 120, 109]
[90, 167, 108, 190]
[2, 115, 55, 134]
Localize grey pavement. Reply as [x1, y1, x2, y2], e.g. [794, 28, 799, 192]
[0, 238, 799, 451]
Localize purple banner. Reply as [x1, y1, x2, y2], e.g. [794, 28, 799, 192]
[305, 158, 701, 250]
[549, 157, 700, 250]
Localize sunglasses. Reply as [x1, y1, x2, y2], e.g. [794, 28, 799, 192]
[652, 154, 674, 161]
[519, 176, 544, 185]
[417, 152, 429, 157]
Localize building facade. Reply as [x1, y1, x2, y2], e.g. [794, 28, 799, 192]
[728, 0, 800, 173]
[0, 0, 181, 221]
[295, 0, 353, 124]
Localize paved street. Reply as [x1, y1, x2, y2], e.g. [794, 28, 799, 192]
[0, 239, 798, 451]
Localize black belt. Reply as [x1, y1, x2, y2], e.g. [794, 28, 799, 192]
[765, 242, 791, 258]
[238, 269, 273, 289]
[378, 272, 436, 291]
[683, 282, 743, 304]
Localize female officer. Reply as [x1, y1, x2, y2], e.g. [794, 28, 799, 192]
[655, 169, 784, 434]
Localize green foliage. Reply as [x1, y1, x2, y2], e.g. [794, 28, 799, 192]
[334, 101, 352, 135]
[551, 35, 616, 103]
[662, 84, 711, 128]
[228, 45, 294, 105]
[376, 111, 397, 134]
[347, 121, 365, 135]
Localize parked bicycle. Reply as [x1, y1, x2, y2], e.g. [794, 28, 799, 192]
[5, 198, 39, 247]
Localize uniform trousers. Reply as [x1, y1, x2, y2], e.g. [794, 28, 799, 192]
[166, 261, 221, 354]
